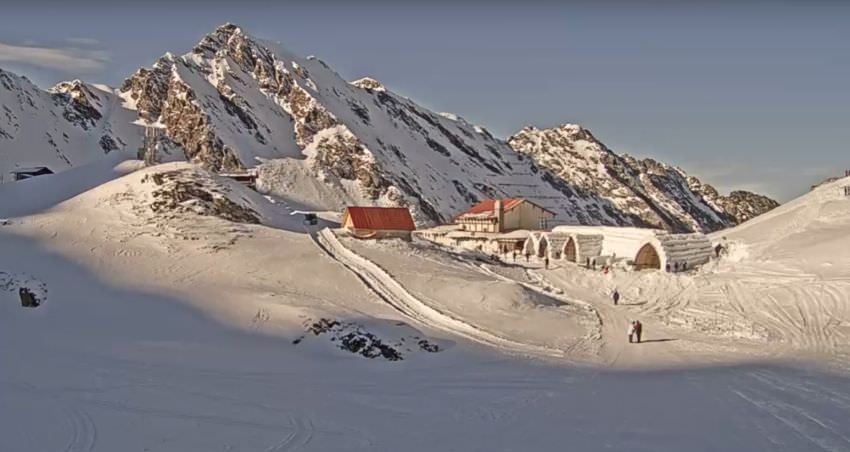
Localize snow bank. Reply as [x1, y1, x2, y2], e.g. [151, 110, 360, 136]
[0, 151, 143, 218]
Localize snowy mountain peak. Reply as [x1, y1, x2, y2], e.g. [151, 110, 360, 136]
[1, 24, 777, 230]
[509, 125, 778, 232]
[0, 66, 142, 183]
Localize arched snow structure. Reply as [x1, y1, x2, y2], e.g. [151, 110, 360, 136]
[553, 233, 603, 263]
[522, 236, 536, 257]
[551, 226, 712, 271]
[564, 237, 577, 262]
[634, 242, 661, 270]
[537, 235, 549, 258]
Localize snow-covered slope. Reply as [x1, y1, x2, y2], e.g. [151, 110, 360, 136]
[0, 69, 143, 182]
[2, 23, 776, 230]
[118, 24, 646, 226]
[508, 124, 778, 232]
[717, 175, 850, 266]
[3, 132, 850, 451]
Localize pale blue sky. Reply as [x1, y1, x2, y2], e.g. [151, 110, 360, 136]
[1, 1, 848, 201]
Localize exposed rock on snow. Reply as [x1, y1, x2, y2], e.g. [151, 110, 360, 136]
[293, 317, 442, 361]
[508, 124, 778, 232]
[2, 23, 776, 231]
[351, 77, 386, 92]
[142, 169, 260, 224]
[117, 24, 642, 227]
[0, 271, 47, 307]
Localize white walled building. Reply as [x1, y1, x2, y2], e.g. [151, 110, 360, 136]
[551, 225, 712, 271]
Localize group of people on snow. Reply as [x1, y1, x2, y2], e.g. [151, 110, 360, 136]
[613, 288, 646, 344]
[628, 320, 643, 343]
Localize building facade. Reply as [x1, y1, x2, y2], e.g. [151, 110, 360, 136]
[341, 206, 416, 240]
[455, 198, 554, 233]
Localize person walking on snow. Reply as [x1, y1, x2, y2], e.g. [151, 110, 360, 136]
[634, 320, 643, 343]
[628, 321, 636, 343]
[612, 288, 620, 305]
[544, 255, 549, 269]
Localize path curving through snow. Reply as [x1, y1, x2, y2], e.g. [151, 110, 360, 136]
[308, 228, 575, 359]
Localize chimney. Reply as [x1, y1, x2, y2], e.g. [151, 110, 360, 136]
[494, 199, 504, 232]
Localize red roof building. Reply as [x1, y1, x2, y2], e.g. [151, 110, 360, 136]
[342, 206, 416, 239]
[455, 198, 555, 233]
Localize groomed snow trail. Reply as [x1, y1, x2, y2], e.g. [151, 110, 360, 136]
[310, 228, 572, 359]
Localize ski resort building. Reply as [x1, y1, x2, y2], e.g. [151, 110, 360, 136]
[417, 226, 531, 255]
[9, 166, 54, 181]
[219, 169, 258, 190]
[454, 198, 555, 233]
[551, 226, 713, 271]
[524, 232, 604, 263]
[341, 207, 416, 240]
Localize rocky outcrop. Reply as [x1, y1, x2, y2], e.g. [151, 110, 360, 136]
[0, 23, 778, 231]
[509, 125, 778, 232]
[115, 24, 643, 227]
[712, 190, 780, 224]
[141, 169, 260, 224]
[351, 77, 386, 92]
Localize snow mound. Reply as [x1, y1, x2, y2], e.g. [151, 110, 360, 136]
[141, 169, 262, 224]
[0, 150, 144, 218]
[54, 162, 303, 233]
[717, 175, 850, 260]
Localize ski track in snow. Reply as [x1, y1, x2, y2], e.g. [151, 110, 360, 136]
[266, 415, 315, 452]
[310, 227, 574, 359]
[61, 404, 97, 452]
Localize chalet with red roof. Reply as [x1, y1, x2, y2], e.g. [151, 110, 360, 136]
[342, 206, 416, 240]
[454, 198, 555, 233]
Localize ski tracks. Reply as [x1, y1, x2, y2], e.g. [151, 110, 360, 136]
[731, 370, 850, 452]
[61, 404, 98, 452]
[310, 228, 570, 359]
[266, 415, 314, 452]
[5, 379, 98, 452]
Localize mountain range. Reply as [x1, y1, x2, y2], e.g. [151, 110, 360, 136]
[0, 23, 777, 231]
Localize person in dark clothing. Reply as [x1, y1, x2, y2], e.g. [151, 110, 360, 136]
[634, 320, 643, 343]
[512, 250, 517, 262]
[714, 243, 723, 258]
[673, 262, 679, 272]
[586, 257, 591, 269]
[666, 263, 671, 272]
[525, 251, 531, 263]
[612, 289, 620, 305]
[544, 256, 549, 269]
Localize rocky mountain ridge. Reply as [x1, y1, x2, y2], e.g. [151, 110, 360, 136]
[0, 69, 142, 182]
[0, 23, 777, 230]
[508, 124, 778, 232]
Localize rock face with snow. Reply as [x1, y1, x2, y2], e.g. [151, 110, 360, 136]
[1, 23, 776, 229]
[0, 69, 142, 183]
[508, 125, 778, 232]
[116, 24, 649, 226]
